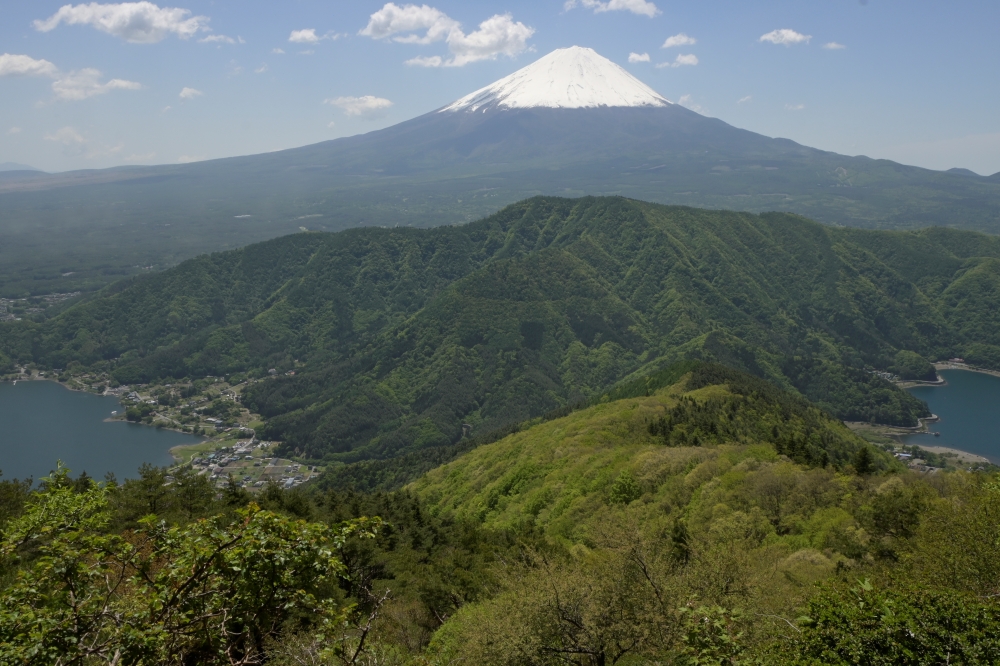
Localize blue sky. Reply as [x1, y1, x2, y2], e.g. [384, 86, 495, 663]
[2, 0, 998, 174]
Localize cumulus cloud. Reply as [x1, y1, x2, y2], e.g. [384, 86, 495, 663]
[1, 53, 140, 101]
[43, 126, 123, 157]
[759, 29, 811, 46]
[737, 95, 752, 104]
[272, 47, 285, 54]
[785, 103, 805, 111]
[360, 4, 459, 43]
[628, 52, 650, 63]
[0, 53, 58, 77]
[289, 29, 340, 44]
[289, 29, 320, 43]
[564, 0, 659, 18]
[405, 55, 443, 67]
[51, 68, 141, 100]
[179, 86, 202, 99]
[823, 42, 846, 50]
[45, 126, 86, 145]
[254, 64, 268, 74]
[33, 2, 210, 43]
[661, 33, 695, 48]
[199, 34, 237, 44]
[361, 3, 534, 67]
[9, 127, 23, 134]
[677, 94, 702, 112]
[324, 95, 393, 118]
[656, 53, 698, 68]
[177, 154, 205, 163]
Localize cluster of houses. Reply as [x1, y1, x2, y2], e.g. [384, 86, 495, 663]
[187, 440, 310, 490]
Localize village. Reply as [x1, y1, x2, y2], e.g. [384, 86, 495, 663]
[5, 363, 321, 492]
[0, 291, 81, 322]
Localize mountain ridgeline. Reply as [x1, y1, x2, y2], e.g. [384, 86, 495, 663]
[2, 48, 1000, 297]
[7, 196, 1000, 464]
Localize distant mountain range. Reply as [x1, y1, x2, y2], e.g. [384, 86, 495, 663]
[0, 162, 41, 172]
[1, 47, 999, 296]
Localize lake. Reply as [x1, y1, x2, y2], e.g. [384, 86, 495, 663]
[903, 369, 1000, 463]
[0, 380, 202, 482]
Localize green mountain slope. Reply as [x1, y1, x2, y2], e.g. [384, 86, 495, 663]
[8, 196, 1000, 464]
[411, 364, 887, 543]
[408, 366, 1000, 664]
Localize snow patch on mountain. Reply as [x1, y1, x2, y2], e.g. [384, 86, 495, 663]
[441, 46, 670, 113]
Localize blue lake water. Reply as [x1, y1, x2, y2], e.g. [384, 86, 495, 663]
[903, 369, 1000, 463]
[0, 380, 202, 482]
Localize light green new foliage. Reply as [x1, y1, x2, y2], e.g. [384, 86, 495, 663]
[0, 465, 379, 665]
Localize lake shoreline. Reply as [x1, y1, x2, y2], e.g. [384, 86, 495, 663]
[0, 380, 198, 481]
[4, 375, 208, 443]
[933, 361, 1000, 379]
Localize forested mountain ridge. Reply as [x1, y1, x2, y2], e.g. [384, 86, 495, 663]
[6, 196, 1000, 463]
[5, 103, 1000, 298]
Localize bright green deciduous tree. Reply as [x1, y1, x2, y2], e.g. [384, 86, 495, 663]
[0, 465, 379, 665]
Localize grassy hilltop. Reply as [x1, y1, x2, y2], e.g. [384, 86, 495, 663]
[8, 195, 1000, 466]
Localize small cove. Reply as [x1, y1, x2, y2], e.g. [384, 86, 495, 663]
[903, 369, 1000, 463]
[0, 380, 202, 482]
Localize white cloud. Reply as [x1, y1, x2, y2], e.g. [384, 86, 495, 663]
[45, 126, 86, 145]
[628, 52, 650, 63]
[123, 152, 155, 162]
[759, 29, 811, 46]
[564, 0, 660, 18]
[360, 4, 459, 43]
[199, 34, 234, 44]
[52, 69, 142, 100]
[656, 53, 698, 68]
[662, 33, 696, 48]
[823, 42, 846, 50]
[289, 29, 320, 44]
[405, 55, 443, 67]
[324, 95, 393, 118]
[327, 121, 336, 128]
[272, 47, 285, 54]
[44, 126, 124, 157]
[737, 95, 752, 104]
[0, 53, 58, 77]
[1, 54, 140, 101]
[785, 103, 805, 111]
[179, 86, 202, 99]
[177, 154, 205, 163]
[9, 127, 23, 134]
[33, 2, 210, 44]
[361, 4, 534, 67]
[254, 64, 268, 74]
[677, 94, 702, 112]
[289, 29, 340, 44]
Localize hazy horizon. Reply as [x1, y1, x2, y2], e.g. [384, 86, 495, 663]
[1, 1, 998, 175]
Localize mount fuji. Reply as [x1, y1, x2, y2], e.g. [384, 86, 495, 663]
[2, 46, 1000, 293]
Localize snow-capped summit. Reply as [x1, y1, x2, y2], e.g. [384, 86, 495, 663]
[441, 46, 671, 113]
